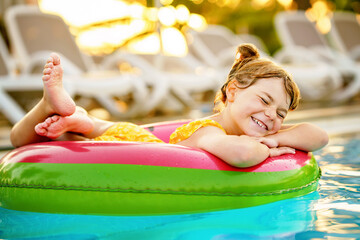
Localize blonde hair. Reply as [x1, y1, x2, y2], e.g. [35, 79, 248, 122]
[214, 44, 300, 113]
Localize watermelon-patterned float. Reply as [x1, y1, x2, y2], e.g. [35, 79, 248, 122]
[0, 120, 321, 215]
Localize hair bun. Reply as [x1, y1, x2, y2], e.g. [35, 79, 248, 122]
[235, 43, 260, 62]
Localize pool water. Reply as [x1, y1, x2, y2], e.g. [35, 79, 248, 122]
[0, 135, 359, 239]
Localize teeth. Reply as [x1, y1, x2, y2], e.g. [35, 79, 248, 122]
[252, 117, 267, 130]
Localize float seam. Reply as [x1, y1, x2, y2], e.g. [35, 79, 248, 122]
[0, 173, 321, 197]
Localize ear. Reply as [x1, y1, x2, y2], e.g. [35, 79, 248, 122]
[226, 80, 238, 103]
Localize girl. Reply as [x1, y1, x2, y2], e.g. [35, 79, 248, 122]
[10, 44, 328, 168]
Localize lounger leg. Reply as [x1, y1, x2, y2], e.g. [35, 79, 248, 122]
[0, 89, 26, 124]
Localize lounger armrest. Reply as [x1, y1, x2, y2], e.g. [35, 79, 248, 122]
[23, 51, 83, 75]
[350, 46, 360, 61]
[100, 51, 163, 77]
[274, 46, 324, 64]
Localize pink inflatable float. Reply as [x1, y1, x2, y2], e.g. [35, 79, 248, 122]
[0, 120, 321, 215]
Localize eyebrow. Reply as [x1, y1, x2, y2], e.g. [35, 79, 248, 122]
[262, 92, 288, 113]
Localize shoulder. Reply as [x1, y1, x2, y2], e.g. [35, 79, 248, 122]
[169, 119, 226, 145]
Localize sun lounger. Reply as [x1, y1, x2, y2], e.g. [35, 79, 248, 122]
[274, 11, 360, 102]
[5, 5, 168, 118]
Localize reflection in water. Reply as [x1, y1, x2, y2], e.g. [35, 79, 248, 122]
[313, 136, 360, 236]
[0, 192, 319, 239]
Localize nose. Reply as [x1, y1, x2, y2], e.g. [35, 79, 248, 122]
[265, 107, 276, 120]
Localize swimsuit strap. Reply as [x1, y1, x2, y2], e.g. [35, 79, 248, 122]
[169, 119, 225, 144]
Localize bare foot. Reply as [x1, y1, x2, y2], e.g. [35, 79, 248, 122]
[42, 53, 76, 116]
[35, 108, 94, 139]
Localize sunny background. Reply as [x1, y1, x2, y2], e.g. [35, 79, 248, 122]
[18, 0, 359, 57]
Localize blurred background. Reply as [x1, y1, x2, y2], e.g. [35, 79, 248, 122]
[0, 0, 359, 147]
[2, 0, 358, 55]
[1, 2, 360, 238]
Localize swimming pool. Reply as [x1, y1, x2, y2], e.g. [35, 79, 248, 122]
[0, 134, 359, 239]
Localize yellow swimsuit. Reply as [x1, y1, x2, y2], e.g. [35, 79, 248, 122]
[93, 122, 163, 143]
[169, 119, 226, 144]
[93, 119, 225, 144]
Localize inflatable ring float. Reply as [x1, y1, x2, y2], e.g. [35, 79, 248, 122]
[0, 120, 321, 215]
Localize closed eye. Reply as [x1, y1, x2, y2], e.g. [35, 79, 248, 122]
[260, 97, 269, 105]
[277, 112, 285, 119]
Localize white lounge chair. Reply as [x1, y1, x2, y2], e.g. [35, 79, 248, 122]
[236, 33, 270, 55]
[329, 11, 360, 61]
[187, 25, 239, 71]
[103, 50, 221, 110]
[0, 33, 44, 124]
[187, 24, 340, 101]
[5, 4, 168, 118]
[274, 11, 360, 102]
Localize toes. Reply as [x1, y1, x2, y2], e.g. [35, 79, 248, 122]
[50, 53, 61, 65]
[43, 68, 52, 75]
[35, 124, 47, 136]
[42, 75, 50, 81]
[51, 115, 60, 121]
[46, 56, 54, 64]
[45, 117, 53, 124]
[45, 62, 53, 68]
[38, 128, 47, 135]
[36, 122, 46, 128]
[41, 121, 50, 128]
[43, 115, 60, 125]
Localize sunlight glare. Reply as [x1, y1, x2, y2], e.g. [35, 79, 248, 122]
[252, 0, 273, 9]
[176, 5, 190, 24]
[160, 0, 174, 6]
[40, 0, 129, 27]
[161, 27, 188, 56]
[158, 6, 177, 26]
[39, 0, 205, 56]
[126, 32, 160, 54]
[305, 0, 333, 34]
[188, 14, 207, 31]
[277, 0, 293, 9]
[129, 3, 146, 19]
[145, 7, 159, 22]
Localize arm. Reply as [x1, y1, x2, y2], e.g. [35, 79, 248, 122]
[266, 123, 329, 152]
[184, 127, 294, 168]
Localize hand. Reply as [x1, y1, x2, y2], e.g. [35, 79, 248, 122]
[255, 137, 278, 148]
[269, 147, 296, 157]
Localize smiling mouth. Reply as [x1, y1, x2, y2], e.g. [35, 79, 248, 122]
[251, 117, 268, 130]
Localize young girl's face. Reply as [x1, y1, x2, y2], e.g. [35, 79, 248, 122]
[227, 77, 290, 137]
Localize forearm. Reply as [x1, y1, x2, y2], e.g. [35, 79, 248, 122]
[199, 135, 270, 168]
[268, 123, 329, 152]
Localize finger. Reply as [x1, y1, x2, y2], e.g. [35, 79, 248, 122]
[269, 147, 295, 157]
[278, 147, 296, 155]
[261, 138, 278, 148]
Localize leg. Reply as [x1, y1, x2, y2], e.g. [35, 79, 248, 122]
[10, 53, 76, 147]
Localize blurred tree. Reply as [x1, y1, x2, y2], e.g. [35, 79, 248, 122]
[293, 0, 311, 9]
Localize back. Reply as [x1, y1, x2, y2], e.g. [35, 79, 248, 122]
[275, 11, 327, 48]
[0, 34, 11, 77]
[6, 5, 88, 72]
[331, 12, 360, 53]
